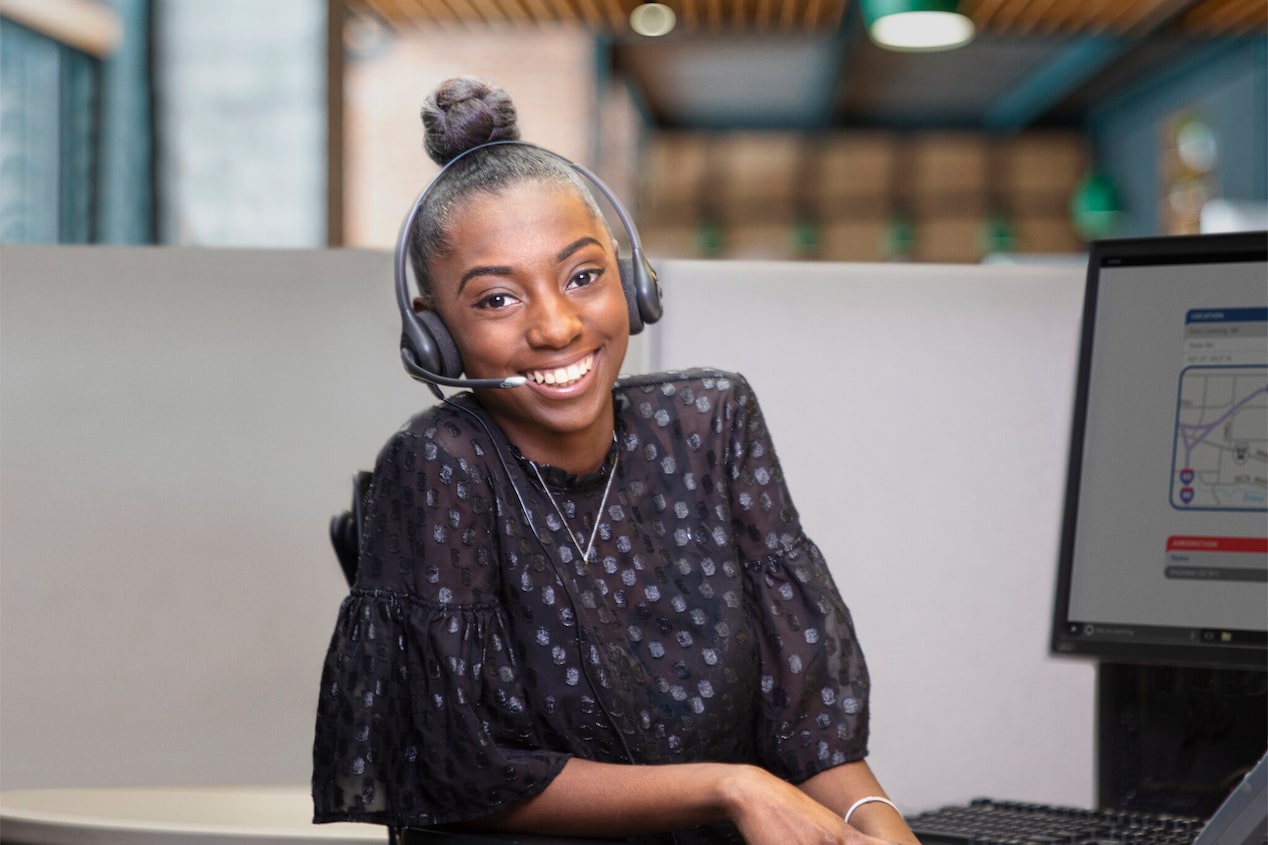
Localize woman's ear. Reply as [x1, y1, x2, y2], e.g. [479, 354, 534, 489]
[412, 295, 428, 314]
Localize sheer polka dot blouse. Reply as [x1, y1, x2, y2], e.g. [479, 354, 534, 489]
[312, 370, 871, 842]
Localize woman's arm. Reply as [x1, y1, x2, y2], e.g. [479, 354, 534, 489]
[468, 757, 917, 844]
[799, 760, 922, 844]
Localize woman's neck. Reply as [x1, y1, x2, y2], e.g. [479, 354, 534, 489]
[469, 394, 617, 476]
[513, 423, 614, 476]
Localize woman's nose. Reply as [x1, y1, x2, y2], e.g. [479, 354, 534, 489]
[526, 290, 583, 348]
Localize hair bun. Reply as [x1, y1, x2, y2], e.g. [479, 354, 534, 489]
[421, 76, 521, 166]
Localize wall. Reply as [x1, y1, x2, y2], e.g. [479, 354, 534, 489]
[0, 248, 411, 790]
[153, 0, 328, 245]
[340, 26, 610, 250]
[0, 246, 1092, 815]
[1092, 38, 1268, 238]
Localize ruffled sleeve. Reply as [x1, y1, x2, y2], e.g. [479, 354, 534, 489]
[312, 420, 568, 827]
[723, 375, 871, 782]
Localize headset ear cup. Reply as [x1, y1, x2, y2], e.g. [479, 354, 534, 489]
[416, 310, 464, 379]
[632, 251, 663, 327]
[618, 256, 644, 335]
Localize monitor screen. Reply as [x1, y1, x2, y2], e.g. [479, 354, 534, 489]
[1051, 231, 1268, 669]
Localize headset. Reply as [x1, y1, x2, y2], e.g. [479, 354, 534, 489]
[394, 140, 663, 393]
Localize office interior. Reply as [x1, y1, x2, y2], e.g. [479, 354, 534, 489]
[1, 0, 1266, 840]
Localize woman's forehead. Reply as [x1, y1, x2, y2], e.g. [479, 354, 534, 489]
[461, 176, 587, 210]
[452, 181, 607, 240]
[435, 181, 613, 271]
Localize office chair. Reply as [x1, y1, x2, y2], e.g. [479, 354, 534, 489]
[329, 471, 372, 587]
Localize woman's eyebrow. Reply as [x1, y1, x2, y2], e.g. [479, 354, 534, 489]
[556, 237, 602, 263]
[456, 237, 603, 295]
[457, 264, 513, 294]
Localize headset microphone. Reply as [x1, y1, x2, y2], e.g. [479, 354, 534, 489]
[399, 349, 527, 390]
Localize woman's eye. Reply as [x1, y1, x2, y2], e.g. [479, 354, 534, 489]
[570, 268, 603, 288]
[476, 292, 514, 310]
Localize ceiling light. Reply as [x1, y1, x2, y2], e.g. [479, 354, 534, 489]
[861, 0, 975, 52]
[630, 2, 677, 37]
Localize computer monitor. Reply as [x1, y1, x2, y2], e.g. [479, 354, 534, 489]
[1051, 231, 1268, 670]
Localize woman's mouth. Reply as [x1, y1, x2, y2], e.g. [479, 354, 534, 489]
[525, 352, 595, 387]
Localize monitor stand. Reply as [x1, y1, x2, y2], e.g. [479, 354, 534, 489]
[1096, 662, 1267, 818]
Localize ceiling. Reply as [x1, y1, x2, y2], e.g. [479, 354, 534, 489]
[346, 0, 1267, 132]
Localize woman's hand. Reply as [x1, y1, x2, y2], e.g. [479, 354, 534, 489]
[471, 758, 919, 844]
[720, 765, 907, 845]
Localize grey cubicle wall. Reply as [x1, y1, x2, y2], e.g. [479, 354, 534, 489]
[0, 247, 1093, 814]
[0, 247, 421, 793]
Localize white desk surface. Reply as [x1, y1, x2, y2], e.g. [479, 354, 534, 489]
[0, 785, 386, 844]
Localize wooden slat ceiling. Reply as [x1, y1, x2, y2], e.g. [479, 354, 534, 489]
[1174, 0, 1268, 35]
[965, 0, 1266, 36]
[350, 0, 1266, 36]
[351, 1, 847, 33]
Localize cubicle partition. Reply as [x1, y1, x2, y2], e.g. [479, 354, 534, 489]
[0, 247, 1092, 817]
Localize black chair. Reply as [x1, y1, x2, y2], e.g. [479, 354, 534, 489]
[329, 471, 372, 586]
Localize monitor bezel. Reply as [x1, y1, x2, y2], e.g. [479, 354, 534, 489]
[1050, 230, 1268, 670]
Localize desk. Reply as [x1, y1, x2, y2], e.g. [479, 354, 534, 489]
[0, 787, 614, 845]
[0, 785, 385, 845]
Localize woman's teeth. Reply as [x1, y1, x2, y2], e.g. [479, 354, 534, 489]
[528, 354, 593, 387]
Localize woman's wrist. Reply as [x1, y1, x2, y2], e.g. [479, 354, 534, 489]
[710, 763, 775, 824]
[844, 794, 900, 826]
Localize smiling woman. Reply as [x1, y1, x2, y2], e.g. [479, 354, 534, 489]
[311, 76, 921, 845]
[426, 180, 630, 473]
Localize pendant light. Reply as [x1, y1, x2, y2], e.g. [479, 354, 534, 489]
[629, 2, 677, 37]
[861, 0, 975, 52]
[1070, 171, 1122, 241]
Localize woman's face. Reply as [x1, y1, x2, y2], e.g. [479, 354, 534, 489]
[425, 179, 631, 465]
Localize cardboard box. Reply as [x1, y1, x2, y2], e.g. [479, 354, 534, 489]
[814, 132, 897, 202]
[723, 221, 801, 260]
[818, 218, 891, 263]
[913, 214, 985, 263]
[1012, 212, 1085, 254]
[716, 196, 798, 226]
[641, 223, 711, 260]
[640, 132, 710, 211]
[910, 133, 989, 199]
[716, 132, 805, 206]
[816, 194, 894, 221]
[1006, 192, 1073, 218]
[1003, 132, 1088, 200]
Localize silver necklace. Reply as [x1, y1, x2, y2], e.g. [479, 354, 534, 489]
[529, 447, 619, 565]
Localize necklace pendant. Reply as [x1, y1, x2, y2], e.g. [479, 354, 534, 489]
[530, 449, 620, 566]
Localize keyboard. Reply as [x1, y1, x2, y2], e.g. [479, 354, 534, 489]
[906, 798, 1207, 844]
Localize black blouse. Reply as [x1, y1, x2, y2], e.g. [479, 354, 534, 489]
[312, 369, 870, 843]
